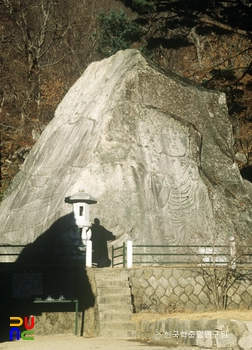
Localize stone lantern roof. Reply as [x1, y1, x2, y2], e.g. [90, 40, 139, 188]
[65, 192, 97, 205]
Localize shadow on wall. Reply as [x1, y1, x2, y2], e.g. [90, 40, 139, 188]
[0, 212, 95, 342]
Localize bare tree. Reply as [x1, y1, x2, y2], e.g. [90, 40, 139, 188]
[194, 233, 252, 310]
[1, 0, 75, 119]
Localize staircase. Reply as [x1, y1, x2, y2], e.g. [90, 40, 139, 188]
[94, 268, 136, 338]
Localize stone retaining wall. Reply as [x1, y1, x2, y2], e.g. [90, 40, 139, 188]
[128, 267, 252, 313]
[33, 267, 252, 337]
[136, 317, 252, 350]
[34, 312, 77, 335]
[34, 267, 98, 336]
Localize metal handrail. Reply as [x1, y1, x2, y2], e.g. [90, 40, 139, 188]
[111, 242, 252, 268]
[133, 244, 229, 248]
[0, 244, 86, 263]
[112, 242, 126, 267]
[2, 243, 252, 268]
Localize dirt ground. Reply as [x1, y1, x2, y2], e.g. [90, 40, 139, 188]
[0, 336, 194, 350]
[131, 309, 252, 322]
[1, 310, 251, 350]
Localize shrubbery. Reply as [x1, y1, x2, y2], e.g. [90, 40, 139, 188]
[96, 9, 142, 57]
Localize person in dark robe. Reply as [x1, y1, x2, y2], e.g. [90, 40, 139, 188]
[89, 218, 116, 268]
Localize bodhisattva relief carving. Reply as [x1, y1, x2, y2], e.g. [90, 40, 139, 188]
[142, 118, 213, 246]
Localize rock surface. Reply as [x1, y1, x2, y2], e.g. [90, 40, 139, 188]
[0, 49, 251, 247]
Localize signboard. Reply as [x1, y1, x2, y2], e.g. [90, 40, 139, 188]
[12, 272, 43, 299]
[0, 264, 78, 301]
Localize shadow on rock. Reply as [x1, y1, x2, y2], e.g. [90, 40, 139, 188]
[0, 212, 95, 342]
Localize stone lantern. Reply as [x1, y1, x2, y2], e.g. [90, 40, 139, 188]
[65, 191, 97, 244]
[65, 191, 97, 267]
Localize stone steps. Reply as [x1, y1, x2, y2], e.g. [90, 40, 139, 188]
[100, 313, 133, 322]
[96, 280, 129, 288]
[94, 268, 136, 338]
[98, 303, 133, 313]
[97, 287, 131, 295]
[97, 295, 132, 304]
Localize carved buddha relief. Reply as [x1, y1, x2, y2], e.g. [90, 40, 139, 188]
[142, 117, 213, 245]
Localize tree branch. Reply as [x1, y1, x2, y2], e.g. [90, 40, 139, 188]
[196, 15, 252, 39]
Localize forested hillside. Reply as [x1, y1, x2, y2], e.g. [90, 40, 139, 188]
[0, 0, 252, 200]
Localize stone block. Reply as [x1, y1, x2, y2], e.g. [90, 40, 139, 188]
[136, 288, 145, 297]
[142, 269, 153, 280]
[198, 290, 210, 305]
[237, 283, 247, 295]
[241, 291, 251, 306]
[156, 285, 166, 298]
[173, 269, 183, 280]
[158, 303, 168, 313]
[178, 277, 188, 288]
[196, 303, 207, 312]
[229, 319, 247, 336]
[174, 285, 184, 296]
[189, 294, 200, 306]
[185, 300, 196, 311]
[159, 276, 169, 289]
[232, 293, 241, 305]
[140, 295, 152, 310]
[227, 301, 239, 310]
[145, 286, 154, 297]
[193, 283, 203, 296]
[162, 269, 173, 279]
[148, 275, 160, 289]
[168, 276, 178, 288]
[153, 268, 164, 279]
[186, 276, 197, 286]
[138, 276, 149, 288]
[131, 269, 142, 279]
[130, 276, 142, 289]
[184, 284, 194, 296]
[195, 275, 205, 286]
[245, 321, 252, 334]
[238, 330, 252, 350]
[227, 286, 236, 297]
[196, 334, 213, 348]
[180, 293, 189, 304]
[164, 286, 173, 297]
[160, 295, 169, 305]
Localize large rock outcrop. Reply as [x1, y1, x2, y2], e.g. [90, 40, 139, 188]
[0, 49, 251, 248]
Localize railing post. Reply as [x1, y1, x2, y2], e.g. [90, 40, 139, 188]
[86, 240, 92, 267]
[112, 245, 114, 268]
[123, 242, 126, 268]
[230, 236, 236, 269]
[127, 241, 132, 268]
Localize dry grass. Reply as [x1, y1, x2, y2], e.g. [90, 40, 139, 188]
[131, 310, 252, 323]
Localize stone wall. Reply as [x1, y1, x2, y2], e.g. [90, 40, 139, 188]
[34, 312, 77, 335]
[128, 267, 252, 313]
[30, 266, 252, 337]
[33, 268, 98, 336]
[136, 317, 252, 350]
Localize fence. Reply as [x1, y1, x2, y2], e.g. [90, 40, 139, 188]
[111, 240, 252, 268]
[1, 240, 252, 268]
[0, 244, 87, 264]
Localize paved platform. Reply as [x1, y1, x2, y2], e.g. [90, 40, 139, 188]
[0, 334, 199, 350]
